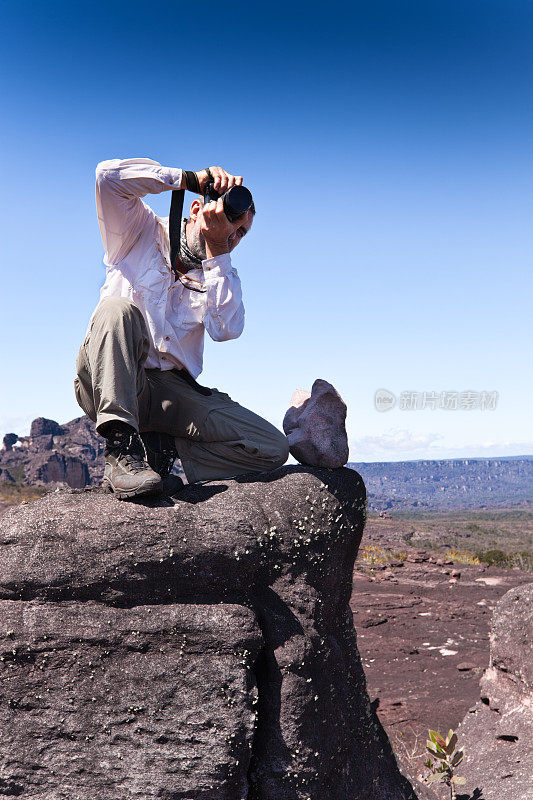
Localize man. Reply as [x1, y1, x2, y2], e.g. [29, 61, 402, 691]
[74, 157, 289, 499]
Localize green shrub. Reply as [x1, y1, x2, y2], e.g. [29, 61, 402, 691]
[476, 549, 533, 571]
[476, 548, 507, 566]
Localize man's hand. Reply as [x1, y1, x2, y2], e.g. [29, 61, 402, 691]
[200, 198, 243, 258]
[196, 166, 243, 194]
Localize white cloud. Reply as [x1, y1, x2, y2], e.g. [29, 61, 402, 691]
[351, 429, 443, 459]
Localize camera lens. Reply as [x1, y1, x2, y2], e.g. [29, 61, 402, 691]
[223, 185, 253, 222]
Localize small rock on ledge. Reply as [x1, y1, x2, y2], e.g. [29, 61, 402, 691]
[283, 379, 349, 468]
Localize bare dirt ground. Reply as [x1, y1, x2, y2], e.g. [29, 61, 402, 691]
[352, 514, 532, 779]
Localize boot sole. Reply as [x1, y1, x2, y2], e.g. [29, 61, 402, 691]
[103, 475, 162, 501]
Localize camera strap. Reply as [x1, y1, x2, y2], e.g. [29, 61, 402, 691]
[169, 170, 206, 274]
[169, 177, 207, 293]
[169, 188, 185, 275]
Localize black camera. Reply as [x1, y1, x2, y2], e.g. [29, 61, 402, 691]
[204, 182, 254, 223]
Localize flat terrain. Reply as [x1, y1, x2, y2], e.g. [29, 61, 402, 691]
[352, 513, 532, 778]
[364, 509, 532, 564]
[349, 456, 532, 511]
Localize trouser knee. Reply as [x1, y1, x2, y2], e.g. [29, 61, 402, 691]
[92, 295, 144, 328]
[88, 296, 149, 362]
[267, 430, 290, 469]
[74, 295, 149, 432]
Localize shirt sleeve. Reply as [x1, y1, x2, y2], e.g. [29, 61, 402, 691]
[95, 157, 184, 265]
[202, 254, 245, 342]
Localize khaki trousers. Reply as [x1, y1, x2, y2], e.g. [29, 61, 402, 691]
[74, 296, 289, 483]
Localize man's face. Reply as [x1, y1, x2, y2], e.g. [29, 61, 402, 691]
[187, 203, 254, 259]
[226, 210, 254, 253]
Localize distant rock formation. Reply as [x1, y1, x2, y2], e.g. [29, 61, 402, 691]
[30, 417, 65, 438]
[349, 457, 533, 511]
[0, 468, 14, 484]
[25, 450, 90, 487]
[2, 434, 18, 452]
[0, 466, 432, 799]
[456, 582, 533, 800]
[0, 415, 105, 489]
[283, 379, 349, 468]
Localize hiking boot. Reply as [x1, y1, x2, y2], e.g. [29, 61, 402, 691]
[103, 424, 162, 500]
[140, 431, 178, 479]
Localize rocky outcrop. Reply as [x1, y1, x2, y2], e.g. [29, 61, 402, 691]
[54, 416, 106, 484]
[30, 417, 65, 438]
[0, 468, 14, 484]
[0, 415, 105, 489]
[0, 466, 431, 799]
[24, 450, 90, 488]
[456, 582, 533, 800]
[283, 380, 349, 469]
[2, 434, 18, 452]
[0, 600, 261, 799]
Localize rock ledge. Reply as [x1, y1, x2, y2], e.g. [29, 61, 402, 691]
[0, 466, 431, 799]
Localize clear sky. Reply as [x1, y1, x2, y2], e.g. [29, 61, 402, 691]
[1, 0, 532, 461]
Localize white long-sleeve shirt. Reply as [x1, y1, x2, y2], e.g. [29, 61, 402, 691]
[91, 157, 245, 378]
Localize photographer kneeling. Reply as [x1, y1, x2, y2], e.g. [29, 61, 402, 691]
[74, 157, 289, 499]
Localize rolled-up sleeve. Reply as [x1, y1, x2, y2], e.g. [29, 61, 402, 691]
[95, 157, 184, 265]
[202, 254, 245, 342]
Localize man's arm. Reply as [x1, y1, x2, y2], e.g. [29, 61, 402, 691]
[198, 195, 249, 341]
[95, 157, 184, 265]
[202, 254, 245, 342]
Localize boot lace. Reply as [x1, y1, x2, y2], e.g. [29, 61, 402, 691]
[107, 432, 148, 474]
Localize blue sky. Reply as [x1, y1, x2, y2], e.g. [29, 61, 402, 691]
[1, 0, 532, 461]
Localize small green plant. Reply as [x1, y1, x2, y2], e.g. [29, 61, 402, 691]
[425, 729, 465, 799]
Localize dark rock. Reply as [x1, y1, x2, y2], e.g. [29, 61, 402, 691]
[0, 415, 104, 491]
[2, 434, 18, 452]
[361, 616, 388, 628]
[58, 416, 106, 484]
[457, 582, 533, 799]
[0, 600, 262, 799]
[457, 662, 476, 671]
[24, 451, 90, 489]
[0, 465, 430, 799]
[30, 417, 63, 438]
[0, 468, 14, 484]
[29, 433, 54, 452]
